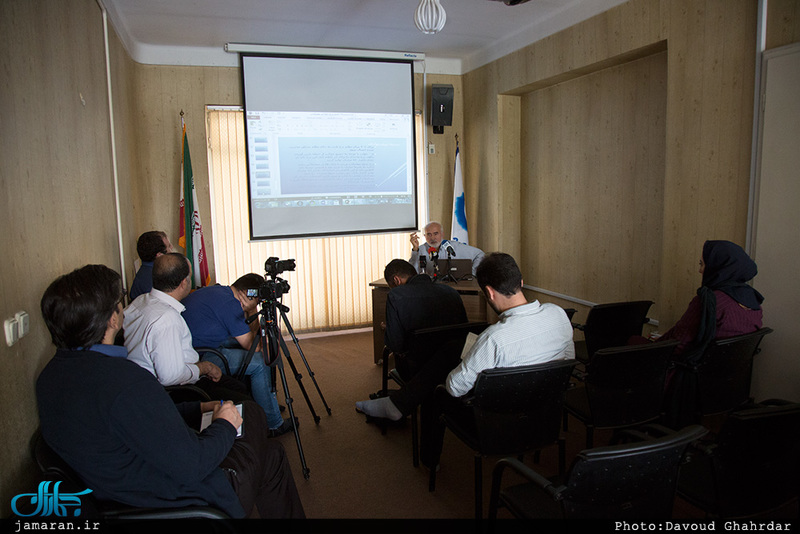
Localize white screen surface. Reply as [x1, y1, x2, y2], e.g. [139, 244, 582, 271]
[241, 54, 418, 240]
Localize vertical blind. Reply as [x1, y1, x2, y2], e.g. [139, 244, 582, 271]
[205, 107, 427, 333]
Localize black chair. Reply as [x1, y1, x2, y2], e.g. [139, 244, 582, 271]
[30, 429, 231, 520]
[377, 322, 489, 400]
[572, 300, 654, 362]
[676, 399, 800, 518]
[487, 424, 707, 525]
[670, 327, 773, 423]
[372, 322, 489, 466]
[563, 339, 679, 448]
[429, 359, 577, 522]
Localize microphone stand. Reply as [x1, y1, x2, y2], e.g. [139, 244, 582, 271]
[439, 242, 457, 283]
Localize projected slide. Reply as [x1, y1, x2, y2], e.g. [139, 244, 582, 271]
[278, 138, 407, 195]
[242, 54, 418, 240]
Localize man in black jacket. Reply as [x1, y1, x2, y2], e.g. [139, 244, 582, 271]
[36, 264, 304, 519]
[355, 259, 467, 422]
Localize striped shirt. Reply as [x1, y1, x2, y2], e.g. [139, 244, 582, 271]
[445, 300, 575, 397]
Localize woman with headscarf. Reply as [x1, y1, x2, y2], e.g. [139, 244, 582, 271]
[660, 239, 764, 361]
[661, 240, 764, 428]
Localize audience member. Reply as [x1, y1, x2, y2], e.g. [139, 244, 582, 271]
[382, 259, 468, 377]
[129, 230, 173, 301]
[409, 221, 484, 275]
[37, 264, 305, 518]
[430, 252, 574, 467]
[658, 240, 764, 429]
[124, 253, 249, 404]
[361, 253, 575, 468]
[355, 259, 467, 424]
[658, 239, 764, 357]
[181, 274, 293, 437]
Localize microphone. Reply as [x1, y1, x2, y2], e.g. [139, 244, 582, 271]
[440, 240, 456, 258]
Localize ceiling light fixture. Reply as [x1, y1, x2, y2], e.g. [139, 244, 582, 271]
[414, 0, 446, 35]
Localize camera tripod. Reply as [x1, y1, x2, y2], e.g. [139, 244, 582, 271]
[240, 294, 330, 480]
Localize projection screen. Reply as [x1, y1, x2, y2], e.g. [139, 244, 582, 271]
[240, 53, 419, 240]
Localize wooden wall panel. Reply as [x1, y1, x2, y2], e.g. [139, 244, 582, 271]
[0, 0, 127, 513]
[520, 52, 667, 305]
[463, 0, 759, 329]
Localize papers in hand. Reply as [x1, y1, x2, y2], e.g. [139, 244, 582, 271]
[200, 403, 243, 437]
[461, 332, 478, 360]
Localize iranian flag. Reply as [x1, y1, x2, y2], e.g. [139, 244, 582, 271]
[178, 116, 211, 288]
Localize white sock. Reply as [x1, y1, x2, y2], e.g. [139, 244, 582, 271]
[355, 397, 403, 421]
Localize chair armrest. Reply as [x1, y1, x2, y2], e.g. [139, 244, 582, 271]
[195, 347, 232, 376]
[491, 457, 561, 500]
[165, 384, 212, 402]
[433, 383, 474, 407]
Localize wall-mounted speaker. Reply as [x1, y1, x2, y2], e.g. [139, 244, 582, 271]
[431, 84, 453, 134]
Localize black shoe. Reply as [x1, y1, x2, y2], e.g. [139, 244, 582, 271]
[269, 417, 298, 438]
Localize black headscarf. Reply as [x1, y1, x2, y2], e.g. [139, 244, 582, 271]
[694, 240, 764, 352]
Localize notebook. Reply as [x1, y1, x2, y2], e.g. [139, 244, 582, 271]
[200, 403, 243, 437]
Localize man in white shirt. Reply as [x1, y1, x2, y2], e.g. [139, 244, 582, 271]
[124, 253, 244, 400]
[426, 252, 575, 467]
[409, 221, 485, 276]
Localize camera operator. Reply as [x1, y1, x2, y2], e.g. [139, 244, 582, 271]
[181, 271, 294, 437]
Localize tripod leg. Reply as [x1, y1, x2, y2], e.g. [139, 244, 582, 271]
[278, 335, 321, 424]
[279, 308, 332, 416]
[274, 358, 310, 480]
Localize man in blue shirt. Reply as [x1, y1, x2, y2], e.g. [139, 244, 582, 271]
[129, 230, 173, 301]
[182, 274, 292, 436]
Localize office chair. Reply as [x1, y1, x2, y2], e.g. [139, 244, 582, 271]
[563, 339, 679, 447]
[665, 327, 773, 428]
[429, 359, 577, 523]
[572, 300, 654, 362]
[676, 399, 800, 518]
[30, 429, 231, 521]
[370, 322, 489, 465]
[487, 424, 707, 526]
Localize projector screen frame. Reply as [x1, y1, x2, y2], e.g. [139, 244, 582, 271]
[238, 48, 421, 241]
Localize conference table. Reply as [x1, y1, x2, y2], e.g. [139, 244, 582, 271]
[368, 277, 491, 364]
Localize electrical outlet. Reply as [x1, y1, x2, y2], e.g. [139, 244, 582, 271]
[428, 143, 435, 154]
[15, 311, 29, 338]
[5, 318, 19, 347]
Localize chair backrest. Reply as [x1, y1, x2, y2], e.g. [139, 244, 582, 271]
[30, 429, 230, 520]
[584, 340, 678, 428]
[407, 322, 489, 369]
[471, 359, 577, 455]
[694, 327, 772, 416]
[581, 300, 654, 359]
[699, 400, 800, 516]
[561, 424, 707, 518]
[410, 321, 489, 350]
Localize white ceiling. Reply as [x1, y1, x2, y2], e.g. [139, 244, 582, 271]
[101, 0, 627, 74]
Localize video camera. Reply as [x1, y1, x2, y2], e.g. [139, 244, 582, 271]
[246, 257, 296, 302]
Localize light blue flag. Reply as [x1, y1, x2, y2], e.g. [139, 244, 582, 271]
[451, 144, 469, 243]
